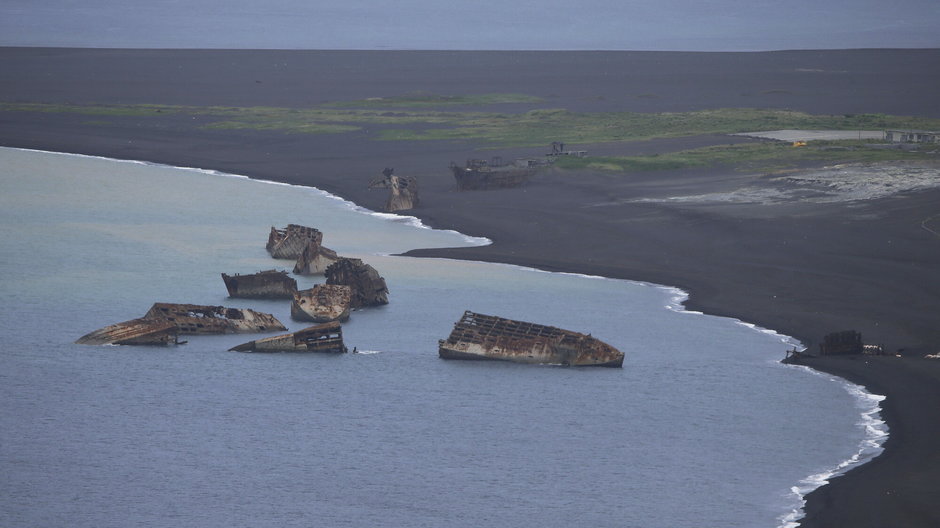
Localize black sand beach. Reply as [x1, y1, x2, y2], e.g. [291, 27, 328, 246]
[2, 47, 939, 526]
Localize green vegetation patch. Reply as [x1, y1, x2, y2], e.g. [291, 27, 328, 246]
[3, 101, 940, 147]
[553, 140, 938, 173]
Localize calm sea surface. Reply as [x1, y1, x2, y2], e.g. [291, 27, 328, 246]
[0, 147, 885, 527]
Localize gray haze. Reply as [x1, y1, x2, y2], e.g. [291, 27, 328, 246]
[1, 0, 938, 51]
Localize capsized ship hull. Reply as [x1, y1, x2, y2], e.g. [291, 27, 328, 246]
[439, 311, 623, 367]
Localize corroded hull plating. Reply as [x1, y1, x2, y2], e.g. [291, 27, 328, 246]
[222, 269, 297, 298]
[143, 303, 286, 334]
[229, 321, 348, 353]
[325, 258, 389, 307]
[291, 284, 352, 323]
[451, 162, 537, 191]
[439, 311, 623, 367]
[266, 224, 323, 259]
[75, 318, 179, 346]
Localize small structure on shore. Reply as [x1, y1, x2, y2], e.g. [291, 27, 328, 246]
[291, 284, 352, 323]
[229, 321, 348, 353]
[325, 258, 389, 307]
[221, 269, 297, 298]
[369, 167, 419, 212]
[438, 311, 623, 367]
[76, 302, 286, 345]
[884, 130, 939, 144]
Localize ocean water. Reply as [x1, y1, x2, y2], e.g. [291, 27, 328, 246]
[0, 147, 886, 527]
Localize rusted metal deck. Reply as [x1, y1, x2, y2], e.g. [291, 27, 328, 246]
[266, 224, 323, 259]
[143, 303, 286, 334]
[439, 311, 623, 367]
[229, 321, 348, 353]
[291, 284, 352, 323]
[75, 317, 180, 346]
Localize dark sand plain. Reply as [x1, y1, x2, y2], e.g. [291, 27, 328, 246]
[2, 47, 939, 526]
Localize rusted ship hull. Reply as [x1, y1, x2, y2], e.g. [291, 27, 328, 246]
[229, 322, 348, 353]
[75, 318, 179, 346]
[222, 270, 297, 298]
[143, 303, 286, 334]
[266, 224, 323, 259]
[439, 311, 623, 367]
[451, 164, 536, 191]
[325, 258, 389, 307]
[291, 284, 352, 323]
[293, 242, 340, 275]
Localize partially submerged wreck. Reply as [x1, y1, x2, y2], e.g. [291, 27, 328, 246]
[221, 269, 297, 299]
[369, 167, 419, 212]
[266, 224, 323, 259]
[293, 239, 340, 275]
[76, 302, 286, 345]
[291, 284, 352, 323]
[75, 318, 180, 346]
[229, 321, 348, 353]
[325, 258, 389, 307]
[439, 311, 623, 367]
[143, 303, 286, 334]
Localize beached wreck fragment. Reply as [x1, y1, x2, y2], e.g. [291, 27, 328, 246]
[266, 224, 323, 259]
[439, 311, 623, 367]
[369, 167, 419, 212]
[325, 258, 389, 307]
[75, 317, 180, 346]
[293, 239, 341, 275]
[450, 157, 542, 191]
[291, 284, 352, 323]
[143, 303, 286, 334]
[221, 269, 297, 298]
[229, 321, 348, 353]
[819, 330, 886, 356]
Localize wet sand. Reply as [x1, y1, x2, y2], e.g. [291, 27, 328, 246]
[2, 47, 940, 526]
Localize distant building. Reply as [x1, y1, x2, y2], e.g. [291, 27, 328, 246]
[884, 130, 940, 143]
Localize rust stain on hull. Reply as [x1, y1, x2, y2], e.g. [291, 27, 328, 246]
[325, 258, 389, 308]
[143, 303, 286, 335]
[266, 224, 323, 259]
[75, 318, 179, 346]
[221, 269, 297, 299]
[291, 284, 352, 323]
[230, 321, 348, 353]
[439, 311, 623, 367]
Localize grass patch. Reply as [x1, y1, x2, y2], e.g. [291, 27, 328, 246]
[3, 101, 940, 146]
[553, 141, 938, 173]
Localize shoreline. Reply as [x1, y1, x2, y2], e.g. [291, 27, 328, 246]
[9, 145, 892, 526]
[3, 47, 939, 527]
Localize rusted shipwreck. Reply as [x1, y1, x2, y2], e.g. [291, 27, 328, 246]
[267, 224, 322, 259]
[450, 157, 541, 191]
[291, 284, 352, 323]
[369, 167, 419, 212]
[229, 321, 348, 353]
[266, 224, 340, 275]
[76, 303, 286, 346]
[439, 311, 623, 367]
[325, 258, 389, 307]
[74, 318, 181, 346]
[222, 269, 297, 299]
